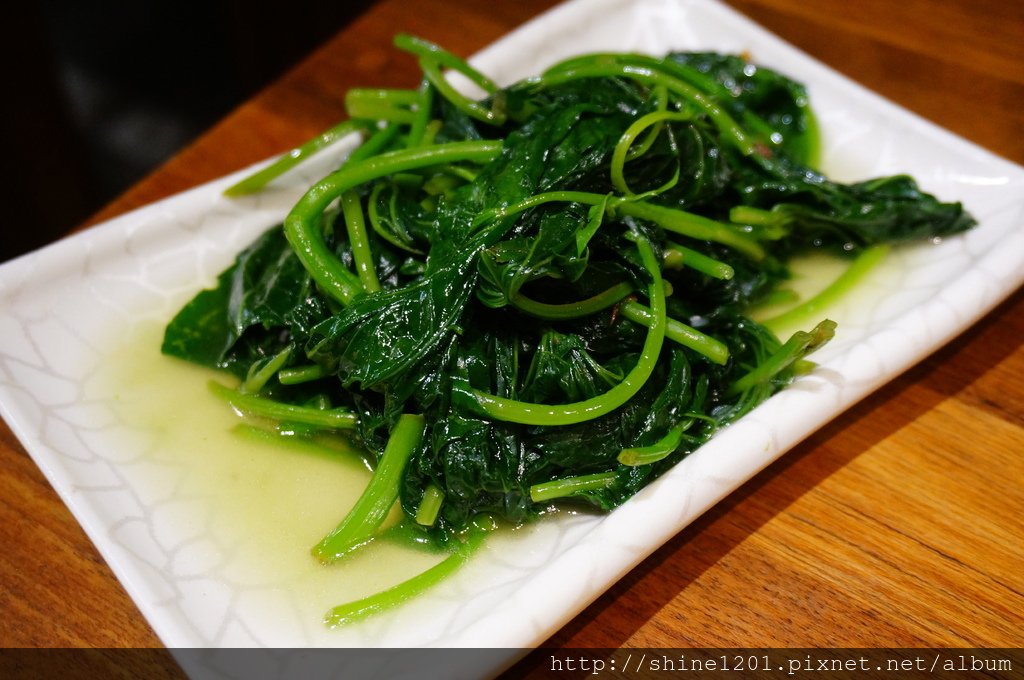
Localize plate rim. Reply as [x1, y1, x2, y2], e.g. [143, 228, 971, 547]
[1, 0, 1022, 656]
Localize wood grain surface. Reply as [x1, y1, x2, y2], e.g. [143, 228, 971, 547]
[1, 0, 1021, 667]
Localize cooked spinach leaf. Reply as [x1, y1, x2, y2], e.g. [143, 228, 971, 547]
[166, 36, 977, 625]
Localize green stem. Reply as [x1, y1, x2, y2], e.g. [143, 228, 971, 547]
[347, 88, 420, 105]
[323, 518, 490, 627]
[511, 281, 634, 320]
[347, 122, 402, 164]
[538, 62, 755, 157]
[546, 53, 799, 160]
[419, 57, 506, 125]
[762, 245, 890, 335]
[471, 190, 604, 228]
[208, 381, 357, 429]
[284, 140, 502, 305]
[345, 88, 420, 122]
[405, 79, 435, 148]
[663, 242, 735, 280]
[241, 345, 292, 393]
[619, 300, 730, 366]
[223, 119, 368, 196]
[393, 34, 499, 94]
[394, 34, 504, 125]
[313, 414, 426, 562]
[366, 183, 424, 254]
[393, 35, 501, 124]
[530, 472, 617, 502]
[730, 320, 837, 395]
[277, 364, 328, 385]
[615, 201, 764, 260]
[420, 119, 443, 146]
[611, 110, 692, 196]
[472, 190, 762, 259]
[625, 84, 669, 160]
[341, 190, 382, 293]
[617, 420, 692, 466]
[434, 163, 478, 183]
[414, 483, 445, 526]
[345, 103, 418, 125]
[545, 53, 730, 100]
[468, 235, 665, 426]
[799, 102, 821, 169]
[728, 206, 790, 240]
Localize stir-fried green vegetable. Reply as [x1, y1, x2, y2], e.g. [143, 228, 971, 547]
[162, 36, 974, 625]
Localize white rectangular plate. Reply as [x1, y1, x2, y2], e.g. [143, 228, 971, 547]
[1, 0, 1023, 670]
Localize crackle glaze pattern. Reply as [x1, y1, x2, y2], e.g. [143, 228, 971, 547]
[1, 0, 1023, 666]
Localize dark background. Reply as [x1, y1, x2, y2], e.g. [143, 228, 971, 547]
[1, 0, 377, 263]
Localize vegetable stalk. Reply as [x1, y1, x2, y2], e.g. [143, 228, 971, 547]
[324, 516, 491, 627]
[467, 234, 666, 426]
[284, 141, 502, 305]
[224, 119, 369, 196]
[208, 381, 357, 429]
[313, 414, 426, 562]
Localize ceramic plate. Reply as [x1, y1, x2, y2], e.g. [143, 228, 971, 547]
[1, 0, 1022, 671]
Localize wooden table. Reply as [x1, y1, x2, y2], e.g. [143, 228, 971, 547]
[2, 0, 1021, 666]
